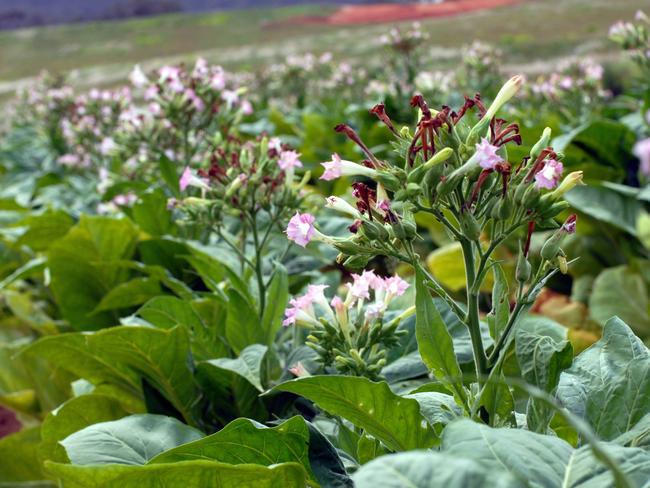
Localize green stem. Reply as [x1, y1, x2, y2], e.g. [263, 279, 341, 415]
[460, 239, 488, 386]
[249, 213, 266, 319]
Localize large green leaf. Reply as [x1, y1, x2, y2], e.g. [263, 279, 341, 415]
[565, 185, 642, 236]
[24, 325, 198, 424]
[15, 209, 74, 251]
[45, 460, 306, 488]
[0, 427, 48, 483]
[60, 414, 202, 466]
[150, 417, 314, 481]
[201, 344, 268, 392]
[271, 375, 435, 451]
[93, 277, 163, 313]
[131, 189, 173, 236]
[515, 317, 573, 433]
[557, 317, 650, 441]
[47, 215, 140, 330]
[589, 266, 650, 337]
[442, 419, 572, 486]
[40, 394, 130, 463]
[352, 451, 519, 488]
[414, 268, 466, 404]
[137, 296, 226, 360]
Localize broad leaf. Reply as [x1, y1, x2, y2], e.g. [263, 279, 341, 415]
[226, 289, 263, 354]
[150, 417, 314, 481]
[93, 277, 163, 313]
[515, 316, 573, 433]
[352, 451, 519, 488]
[45, 460, 306, 488]
[271, 375, 435, 451]
[61, 414, 203, 465]
[557, 317, 650, 441]
[261, 264, 289, 344]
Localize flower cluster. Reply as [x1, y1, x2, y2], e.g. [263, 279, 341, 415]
[284, 271, 410, 379]
[609, 11, 650, 71]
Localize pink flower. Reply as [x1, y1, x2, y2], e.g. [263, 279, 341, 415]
[534, 159, 564, 189]
[286, 212, 315, 247]
[320, 153, 343, 180]
[268, 137, 283, 152]
[278, 150, 303, 170]
[221, 90, 239, 108]
[475, 138, 502, 169]
[383, 276, 409, 297]
[562, 214, 577, 234]
[633, 138, 650, 176]
[179, 167, 193, 191]
[240, 100, 253, 115]
[288, 362, 310, 377]
[348, 270, 382, 300]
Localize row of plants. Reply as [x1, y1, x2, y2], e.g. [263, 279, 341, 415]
[0, 11, 649, 488]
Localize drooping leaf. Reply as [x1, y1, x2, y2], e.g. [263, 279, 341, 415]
[150, 416, 314, 481]
[414, 268, 466, 405]
[565, 185, 641, 235]
[271, 375, 435, 451]
[60, 414, 203, 466]
[45, 460, 306, 488]
[24, 325, 198, 425]
[201, 344, 268, 392]
[557, 317, 650, 441]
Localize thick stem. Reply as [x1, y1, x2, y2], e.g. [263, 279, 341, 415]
[460, 239, 488, 386]
[250, 214, 266, 319]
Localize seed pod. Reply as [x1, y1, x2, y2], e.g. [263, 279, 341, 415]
[343, 254, 372, 270]
[375, 172, 401, 192]
[522, 185, 540, 209]
[460, 212, 482, 240]
[514, 181, 529, 205]
[516, 245, 532, 283]
[541, 232, 564, 261]
[362, 220, 389, 241]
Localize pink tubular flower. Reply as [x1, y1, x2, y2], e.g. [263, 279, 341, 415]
[348, 270, 382, 300]
[475, 138, 502, 169]
[268, 137, 283, 152]
[278, 150, 303, 170]
[288, 362, 310, 377]
[286, 212, 315, 247]
[240, 99, 254, 115]
[633, 138, 650, 177]
[383, 275, 410, 297]
[179, 167, 193, 191]
[534, 159, 564, 189]
[320, 153, 343, 180]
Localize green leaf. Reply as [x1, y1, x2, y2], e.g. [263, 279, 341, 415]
[150, 417, 314, 481]
[565, 185, 641, 235]
[60, 414, 202, 466]
[404, 392, 461, 435]
[356, 433, 388, 464]
[24, 325, 198, 425]
[352, 451, 519, 487]
[226, 289, 263, 354]
[261, 265, 289, 344]
[40, 394, 130, 463]
[137, 296, 225, 360]
[305, 421, 353, 488]
[515, 316, 573, 433]
[441, 419, 572, 486]
[201, 344, 268, 392]
[589, 266, 650, 337]
[0, 427, 48, 483]
[45, 460, 306, 488]
[158, 154, 180, 197]
[414, 268, 466, 405]
[48, 215, 140, 330]
[16, 209, 74, 251]
[557, 317, 650, 441]
[93, 277, 163, 313]
[271, 375, 435, 451]
[131, 189, 173, 236]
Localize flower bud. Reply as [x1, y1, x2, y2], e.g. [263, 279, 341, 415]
[538, 201, 569, 220]
[540, 215, 577, 260]
[343, 254, 372, 270]
[548, 171, 585, 200]
[530, 127, 552, 161]
[392, 219, 417, 241]
[467, 75, 524, 143]
[375, 172, 401, 192]
[362, 220, 389, 241]
[522, 185, 541, 209]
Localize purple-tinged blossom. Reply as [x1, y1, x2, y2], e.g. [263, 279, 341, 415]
[534, 159, 564, 189]
[633, 138, 650, 176]
[278, 150, 303, 170]
[475, 138, 502, 169]
[286, 212, 316, 247]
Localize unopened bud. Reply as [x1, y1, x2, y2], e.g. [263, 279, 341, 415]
[530, 127, 552, 161]
[548, 171, 585, 200]
[516, 244, 531, 283]
[460, 212, 482, 240]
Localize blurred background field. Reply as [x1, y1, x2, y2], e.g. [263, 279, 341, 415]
[1, 0, 647, 99]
